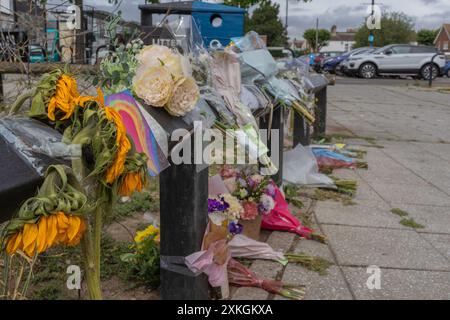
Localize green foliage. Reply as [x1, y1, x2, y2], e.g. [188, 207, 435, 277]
[120, 233, 160, 288]
[399, 218, 424, 229]
[285, 252, 333, 276]
[303, 29, 331, 51]
[416, 29, 439, 46]
[245, 0, 288, 47]
[390, 208, 409, 217]
[354, 12, 415, 48]
[92, 39, 144, 95]
[109, 191, 158, 224]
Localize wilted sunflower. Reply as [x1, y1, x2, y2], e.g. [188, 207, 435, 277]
[104, 107, 132, 184]
[5, 212, 86, 257]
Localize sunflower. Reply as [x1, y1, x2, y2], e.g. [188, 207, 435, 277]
[47, 74, 80, 121]
[118, 172, 143, 196]
[47, 74, 104, 121]
[104, 107, 131, 184]
[5, 212, 87, 257]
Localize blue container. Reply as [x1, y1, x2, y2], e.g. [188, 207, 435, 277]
[191, 2, 245, 48]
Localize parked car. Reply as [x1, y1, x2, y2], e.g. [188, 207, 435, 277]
[312, 52, 342, 72]
[442, 60, 450, 77]
[322, 47, 376, 73]
[342, 44, 446, 80]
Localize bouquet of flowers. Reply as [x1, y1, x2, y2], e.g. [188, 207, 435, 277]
[208, 195, 243, 234]
[231, 171, 275, 220]
[132, 45, 200, 117]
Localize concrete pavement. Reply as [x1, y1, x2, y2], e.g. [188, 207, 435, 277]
[233, 83, 450, 300]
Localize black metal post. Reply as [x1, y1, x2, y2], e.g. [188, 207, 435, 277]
[293, 112, 310, 147]
[260, 106, 284, 185]
[312, 87, 327, 139]
[159, 142, 210, 300]
[429, 54, 438, 87]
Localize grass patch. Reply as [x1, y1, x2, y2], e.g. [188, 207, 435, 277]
[390, 208, 409, 217]
[283, 184, 304, 209]
[311, 189, 356, 206]
[285, 252, 333, 276]
[109, 190, 158, 224]
[399, 218, 424, 229]
[30, 233, 130, 300]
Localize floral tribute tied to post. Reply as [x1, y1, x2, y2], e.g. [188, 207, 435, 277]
[3, 68, 150, 299]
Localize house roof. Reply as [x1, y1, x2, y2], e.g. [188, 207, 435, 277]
[331, 32, 356, 42]
[434, 23, 450, 44]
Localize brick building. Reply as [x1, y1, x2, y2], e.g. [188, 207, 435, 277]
[434, 23, 450, 57]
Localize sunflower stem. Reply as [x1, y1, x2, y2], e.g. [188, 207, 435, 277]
[80, 231, 102, 300]
[8, 89, 34, 116]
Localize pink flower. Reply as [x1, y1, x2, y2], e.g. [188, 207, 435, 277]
[241, 201, 259, 220]
[220, 165, 237, 179]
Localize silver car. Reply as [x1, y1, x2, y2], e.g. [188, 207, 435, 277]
[344, 44, 446, 79]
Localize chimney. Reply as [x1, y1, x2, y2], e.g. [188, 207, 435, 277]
[331, 25, 337, 36]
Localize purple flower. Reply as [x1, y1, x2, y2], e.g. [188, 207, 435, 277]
[265, 183, 276, 198]
[229, 222, 243, 235]
[208, 198, 229, 213]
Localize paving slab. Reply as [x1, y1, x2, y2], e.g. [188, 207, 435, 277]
[421, 233, 450, 261]
[388, 204, 450, 234]
[368, 182, 450, 206]
[321, 225, 450, 271]
[342, 267, 450, 300]
[291, 238, 335, 261]
[231, 287, 269, 300]
[265, 231, 296, 253]
[315, 201, 407, 229]
[353, 180, 386, 202]
[279, 265, 353, 300]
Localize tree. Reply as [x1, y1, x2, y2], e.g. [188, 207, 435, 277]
[416, 29, 438, 46]
[303, 28, 331, 51]
[354, 12, 415, 48]
[245, 0, 288, 47]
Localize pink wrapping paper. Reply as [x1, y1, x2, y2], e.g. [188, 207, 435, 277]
[184, 239, 230, 288]
[261, 183, 314, 238]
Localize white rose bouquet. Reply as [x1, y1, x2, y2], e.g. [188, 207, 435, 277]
[132, 45, 200, 117]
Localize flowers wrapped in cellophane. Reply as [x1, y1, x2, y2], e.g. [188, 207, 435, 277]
[132, 45, 200, 117]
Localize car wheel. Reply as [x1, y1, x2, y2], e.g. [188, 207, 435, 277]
[447, 70, 450, 78]
[420, 63, 439, 80]
[359, 63, 377, 79]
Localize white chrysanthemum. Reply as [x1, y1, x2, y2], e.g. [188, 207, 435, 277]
[165, 77, 200, 117]
[132, 65, 173, 107]
[222, 194, 244, 220]
[136, 45, 183, 79]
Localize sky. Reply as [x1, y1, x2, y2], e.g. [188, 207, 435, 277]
[81, 0, 450, 39]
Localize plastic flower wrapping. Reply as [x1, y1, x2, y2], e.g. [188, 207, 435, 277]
[132, 45, 200, 117]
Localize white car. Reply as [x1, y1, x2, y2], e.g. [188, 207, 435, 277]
[343, 44, 446, 79]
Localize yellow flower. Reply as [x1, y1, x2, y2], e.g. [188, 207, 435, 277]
[5, 212, 87, 257]
[134, 225, 160, 244]
[104, 107, 131, 184]
[118, 172, 144, 196]
[47, 74, 80, 121]
[47, 74, 104, 121]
